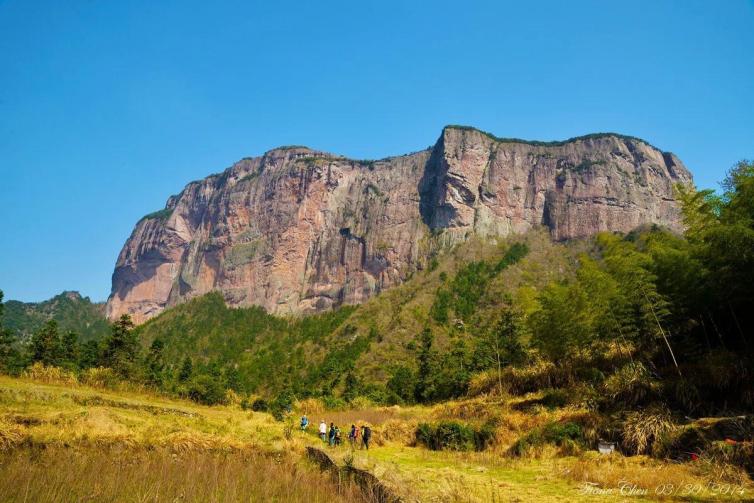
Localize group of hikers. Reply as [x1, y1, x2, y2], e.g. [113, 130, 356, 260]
[299, 415, 372, 449]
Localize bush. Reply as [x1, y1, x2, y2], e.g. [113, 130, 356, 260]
[510, 421, 584, 457]
[540, 389, 569, 409]
[187, 375, 227, 405]
[22, 363, 78, 386]
[250, 398, 268, 412]
[415, 421, 495, 451]
[602, 362, 660, 409]
[622, 404, 676, 455]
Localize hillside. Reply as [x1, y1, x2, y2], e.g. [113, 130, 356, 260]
[3, 291, 109, 342]
[107, 126, 691, 323]
[134, 229, 575, 397]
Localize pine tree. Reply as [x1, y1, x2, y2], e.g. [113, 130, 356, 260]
[145, 338, 165, 387]
[102, 314, 139, 378]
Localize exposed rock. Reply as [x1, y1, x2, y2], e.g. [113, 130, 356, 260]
[107, 126, 692, 323]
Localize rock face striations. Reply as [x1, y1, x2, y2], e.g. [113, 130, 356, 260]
[107, 126, 692, 323]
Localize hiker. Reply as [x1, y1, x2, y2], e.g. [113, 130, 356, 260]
[319, 420, 327, 442]
[348, 424, 358, 448]
[328, 422, 336, 446]
[300, 414, 309, 431]
[335, 426, 342, 446]
[362, 425, 372, 450]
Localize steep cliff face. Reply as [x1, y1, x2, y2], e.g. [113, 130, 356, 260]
[107, 126, 692, 323]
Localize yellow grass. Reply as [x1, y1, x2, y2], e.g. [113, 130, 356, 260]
[1, 375, 751, 502]
[0, 446, 364, 503]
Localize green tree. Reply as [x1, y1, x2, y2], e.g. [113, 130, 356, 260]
[0, 291, 22, 374]
[474, 309, 525, 395]
[178, 356, 193, 382]
[342, 369, 360, 402]
[224, 365, 241, 392]
[102, 314, 139, 378]
[145, 338, 165, 387]
[387, 365, 416, 403]
[79, 339, 102, 369]
[30, 320, 62, 366]
[60, 331, 80, 369]
[414, 327, 436, 402]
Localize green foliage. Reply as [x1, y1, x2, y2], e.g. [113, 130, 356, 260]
[139, 208, 173, 223]
[511, 421, 584, 456]
[101, 315, 139, 379]
[145, 338, 165, 387]
[386, 365, 416, 403]
[187, 374, 227, 405]
[0, 291, 23, 374]
[414, 328, 435, 402]
[2, 291, 109, 343]
[178, 356, 193, 382]
[430, 243, 528, 325]
[415, 421, 494, 451]
[30, 320, 62, 366]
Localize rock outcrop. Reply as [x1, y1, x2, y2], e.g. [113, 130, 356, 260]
[107, 126, 692, 323]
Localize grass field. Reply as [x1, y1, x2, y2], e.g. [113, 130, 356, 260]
[1, 375, 751, 502]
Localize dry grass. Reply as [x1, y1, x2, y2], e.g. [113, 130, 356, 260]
[0, 446, 365, 503]
[562, 452, 751, 500]
[1, 375, 751, 502]
[622, 404, 676, 455]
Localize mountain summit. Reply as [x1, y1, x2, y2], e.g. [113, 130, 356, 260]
[106, 126, 692, 323]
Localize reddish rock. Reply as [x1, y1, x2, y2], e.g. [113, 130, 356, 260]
[106, 126, 692, 323]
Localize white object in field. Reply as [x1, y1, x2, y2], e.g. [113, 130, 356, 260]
[598, 441, 616, 454]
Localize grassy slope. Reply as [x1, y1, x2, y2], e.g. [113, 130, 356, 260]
[2, 376, 748, 502]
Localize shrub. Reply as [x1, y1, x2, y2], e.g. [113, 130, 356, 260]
[187, 375, 227, 405]
[540, 389, 569, 409]
[415, 421, 495, 451]
[510, 421, 584, 457]
[622, 404, 676, 455]
[602, 362, 660, 409]
[251, 398, 268, 412]
[22, 363, 78, 385]
[416, 421, 475, 451]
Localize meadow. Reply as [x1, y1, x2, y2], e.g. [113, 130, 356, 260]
[1, 374, 751, 502]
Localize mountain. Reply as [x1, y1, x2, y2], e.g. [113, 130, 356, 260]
[4, 291, 109, 342]
[107, 125, 692, 323]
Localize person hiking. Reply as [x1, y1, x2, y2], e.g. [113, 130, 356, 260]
[348, 424, 358, 448]
[300, 414, 309, 432]
[328, 422, 336, 447]
[362, 425, 372, 450]
[335, 426, 342, 446]
[319, 420, 327, 442]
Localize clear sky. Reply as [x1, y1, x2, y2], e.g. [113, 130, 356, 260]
[1, 0, 752, 303]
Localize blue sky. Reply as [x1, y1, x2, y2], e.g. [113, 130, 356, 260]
[1, 0, 752, 303]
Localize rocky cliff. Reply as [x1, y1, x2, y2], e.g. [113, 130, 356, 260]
[107, 126, 692, 323]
